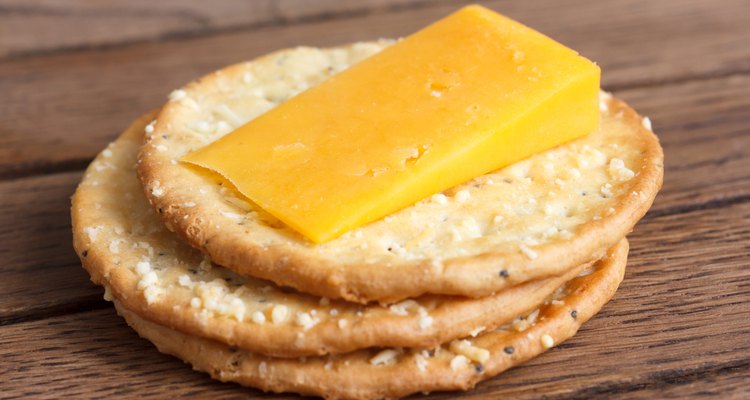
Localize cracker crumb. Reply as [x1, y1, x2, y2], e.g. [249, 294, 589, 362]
[431, 193, 448, 204]
[144, 120, 157, 134]
[370, 349, 399, 366]
[642, 116, 652, 130]
[108, 240, 120, 254]
[609, 158, 635, 181]
[389, 299, 417, 316]
[143, 286, 162, 304]
[296, 312, 318, 330]
[135, 261, 151, 275]
[469, 326, 486, 337]
[450, 340, 490, 364]
[415, 353, 428, 372]
[177, 274, 192, 287]
[190, 297, 202, 308]
[83, 226, 100, 241]
[150, 181, 164, 197]
[455, 190, 471, 203]
[527, 309, 540, 324]
[251, 310, 266, 324]
[271, 304, 289, 324]
[103, 286, 113, 302]
[541, 334, 555, 349]
[102, 149, 113, 158]
[519, 244, 538, 260]
[418, 313, 434, 330]
[168, 89, 187, 100]
[449, 355, 470, 371]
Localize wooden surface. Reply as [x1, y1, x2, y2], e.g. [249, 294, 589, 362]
[1, 0, 748, 398]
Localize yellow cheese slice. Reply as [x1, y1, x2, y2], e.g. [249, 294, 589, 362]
[183, 5, 601, 243]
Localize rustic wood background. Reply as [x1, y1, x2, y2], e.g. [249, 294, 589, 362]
[1, 0, 749, 398]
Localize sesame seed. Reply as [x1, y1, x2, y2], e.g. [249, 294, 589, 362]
[338, 319, 348, 329]
[503, 346, 514, 355]
[571, 310, 578, 319]
[499, 269, 509, 278]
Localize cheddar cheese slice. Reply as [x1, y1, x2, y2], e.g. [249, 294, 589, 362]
[183, 5, 601, 243]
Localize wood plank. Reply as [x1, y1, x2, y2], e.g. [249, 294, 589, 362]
[1, 73, 749, 323]
[593, 363, 750, 399]
[1, 0, 749, 177]
[0, 171, 104, 325]
[0, 0, 441, 58]
[1, 201, 749, 398]
[620, 74, 750, 215]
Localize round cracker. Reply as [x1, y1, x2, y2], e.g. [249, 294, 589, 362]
[136, 42, 661, 303]
[114, 239, 627, 399]
[73, 111, 596, 358]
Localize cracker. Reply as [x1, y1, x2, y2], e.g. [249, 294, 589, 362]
[137, 42, 662, 303]
[73, 112, 596, 357]
[113, 239, 627, 399]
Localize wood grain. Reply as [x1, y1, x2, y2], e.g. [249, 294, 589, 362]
[0, 171, 105, 325]
[1, 201, 748, 398]
[1, 0, 749, 178]
[0, 0, 441, 58]
[2, 0, 750, 397]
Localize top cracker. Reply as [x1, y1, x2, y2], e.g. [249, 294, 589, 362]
[137, 42, 662, 303]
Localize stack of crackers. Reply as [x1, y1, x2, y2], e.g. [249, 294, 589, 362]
[71, 42, 663, 399]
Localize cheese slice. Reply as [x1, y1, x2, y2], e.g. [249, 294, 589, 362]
[183, 5, 601, 243]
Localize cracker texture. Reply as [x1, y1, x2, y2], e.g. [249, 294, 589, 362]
[73, 112, 595, 357]
[137, 42, 662, 303]
[114, 240, 628, 399]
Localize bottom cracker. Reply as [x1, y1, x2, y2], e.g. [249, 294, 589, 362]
[114, 239, 627, 400]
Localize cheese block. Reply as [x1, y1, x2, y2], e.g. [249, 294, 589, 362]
[182, 5, 601, 243]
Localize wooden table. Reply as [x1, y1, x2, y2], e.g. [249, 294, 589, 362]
[2, 0, 749, 398]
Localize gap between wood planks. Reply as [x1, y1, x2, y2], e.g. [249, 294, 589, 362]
[551, 359, 750, 400]
[0, 0, 452, 60]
